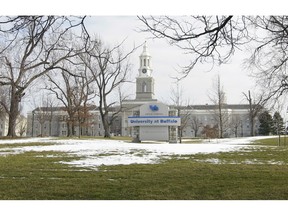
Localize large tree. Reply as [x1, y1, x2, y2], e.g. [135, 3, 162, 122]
[138, 16, 250, 77]
[46, 66, 95, 137]
[247, 16, 288, 101]
[0, 16, 87, 137]
[138, 16, 288, 102]
[242, 90, 265, 136]
[79, 38, 136, 138]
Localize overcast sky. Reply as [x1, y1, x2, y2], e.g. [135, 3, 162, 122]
[3, 0, 288, 116]
[84, 16, 256, 106]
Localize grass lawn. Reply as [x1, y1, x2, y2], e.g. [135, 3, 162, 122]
[0, 137, 288, 200]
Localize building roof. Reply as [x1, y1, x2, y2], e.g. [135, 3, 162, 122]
[32, 105, 120, 113]
[172, 104, 261, 110]
[32, 103, 262, 114]
[33, 105, 98, 112]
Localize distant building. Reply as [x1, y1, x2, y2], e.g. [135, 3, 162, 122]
[26, 106, 121, 137]
[26, 43, 260, 138]
[120, 43, 259, 138]
[174, 104, 259, 138]
[26, 106, 122, 137]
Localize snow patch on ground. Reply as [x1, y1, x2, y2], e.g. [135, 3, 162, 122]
[0, 136, 276, 169]
[0, 137, 53, 144]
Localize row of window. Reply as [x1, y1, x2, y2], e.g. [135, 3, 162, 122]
[33, 122, 102, 130]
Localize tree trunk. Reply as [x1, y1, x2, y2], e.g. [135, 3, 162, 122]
[102, 113, 111, 138]
[250, 117, 255, 136]
[49, 119, 52, 136]
[67, 121, 73, 137]
[194, 128, 198, 137]
[7, 90, 21, 137]
[218, 104, 223, 138]
[247, 90, 255, 137]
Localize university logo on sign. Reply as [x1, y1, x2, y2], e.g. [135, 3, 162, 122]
[149, 105, 159, 111]
[128, 102, 180, 127]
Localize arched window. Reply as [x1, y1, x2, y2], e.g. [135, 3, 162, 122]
[142, 82, 147, 92]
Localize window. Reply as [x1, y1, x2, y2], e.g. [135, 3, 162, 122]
[142, 82, 147, 92]
[144, 59, 146, 66]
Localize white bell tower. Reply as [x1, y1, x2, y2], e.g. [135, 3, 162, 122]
[138, 42, 152, 77]
[136, 42, 155, 100]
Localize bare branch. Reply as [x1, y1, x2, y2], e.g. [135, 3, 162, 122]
[138, 16, 250, 77]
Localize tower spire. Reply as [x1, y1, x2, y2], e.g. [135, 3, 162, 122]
[136, 42, 155, 100]
[139, 42, 152, 77]
[143, 41, 147, 52]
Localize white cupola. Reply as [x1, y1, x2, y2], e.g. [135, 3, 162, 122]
[135, 42, 155, 100]
[138, 42, 152, 77]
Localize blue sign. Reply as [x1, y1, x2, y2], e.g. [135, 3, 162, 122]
[149, 105, 159, 111]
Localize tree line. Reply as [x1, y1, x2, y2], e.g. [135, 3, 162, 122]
[0, 16, 138, 138]
[1, 16, 288, 138]
[139, 16, 288, 139]
[258, 111, 285, 136]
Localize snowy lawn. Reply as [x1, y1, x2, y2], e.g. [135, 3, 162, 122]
[0, 136, 275, 170]
[1, 136, 288, 200]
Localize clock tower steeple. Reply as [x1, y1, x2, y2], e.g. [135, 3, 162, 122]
[138, 42, 152, 77]
[136, 42, 155, 100]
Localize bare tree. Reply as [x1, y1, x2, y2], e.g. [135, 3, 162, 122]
[246, 16, 288, 101]
[108, 85, 131, 136]
[79, 38, 135, 138]
[0, 16, 87, 137]
[34, 107, 47, 137]
[138, 16, 250, 77]
[46, 66, 95, 137]
[170, 80, 190, 142]
[190, 115, 202, 137]
[202, 124, 218, 139]
[242, 90, 266, 136]
[74, 68, 97, 138]
[208, 75, 229, 138]
[0, 85, 9, 116]
[16, 114, 27, 137]
[230, 115, 242, 137]
[139, 15, 288, 102]
[31, 94, 58, 137]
